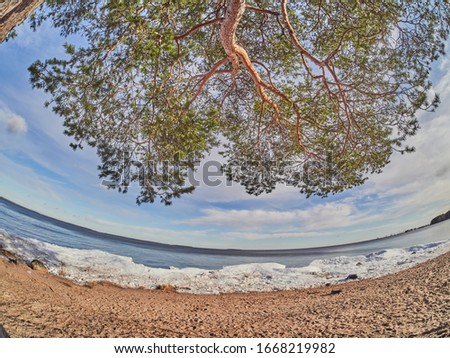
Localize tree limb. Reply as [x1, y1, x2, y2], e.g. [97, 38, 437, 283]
[245, 5, 279, 16]
[280, 0, 323, 67]
[174, 17, 224, 41]
[190, 57, 229, 103]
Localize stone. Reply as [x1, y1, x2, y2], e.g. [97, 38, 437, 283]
[156, 284, 177, 292]
[0, 324, 10, 338]
[0, 249, 19, 264]
[31, 259, 48, 273]
[346, 274, 358, 280]
[330, 289, 342, 295]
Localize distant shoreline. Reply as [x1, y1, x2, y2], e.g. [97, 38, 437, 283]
[0, 196, 437, 254]
[1, 250, 449, 337]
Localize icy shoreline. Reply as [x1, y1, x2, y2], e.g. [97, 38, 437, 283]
[1, 229, 449, 294]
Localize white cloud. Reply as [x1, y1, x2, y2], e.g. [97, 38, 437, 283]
[183, 202, 363, 231]
[12, 17, 67, 53]
[358, 55, 450, 221]
[0, 153, 62, 202]
[79, 215, 215, 246]
[224, 230, 325, 241]
[0, 104, 27, 134]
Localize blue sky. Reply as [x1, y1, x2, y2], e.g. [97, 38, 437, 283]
[1, 18, 450, 250]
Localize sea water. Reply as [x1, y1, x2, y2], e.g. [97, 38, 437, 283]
[1, 197, 449, 294]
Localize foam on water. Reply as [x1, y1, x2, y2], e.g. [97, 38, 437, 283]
[1, 229, 449, 294]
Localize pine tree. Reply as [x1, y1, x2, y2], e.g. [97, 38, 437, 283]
[28, 0, 450, 204]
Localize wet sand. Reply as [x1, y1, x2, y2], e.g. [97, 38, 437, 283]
[0, 252, 449, 337]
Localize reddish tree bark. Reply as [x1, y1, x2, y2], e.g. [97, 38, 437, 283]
[0, 0, 44, 43]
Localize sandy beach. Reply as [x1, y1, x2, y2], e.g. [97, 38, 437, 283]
[0, 252, 449, 338]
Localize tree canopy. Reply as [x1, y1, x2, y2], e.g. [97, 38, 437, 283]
[28, 0, 450, 204]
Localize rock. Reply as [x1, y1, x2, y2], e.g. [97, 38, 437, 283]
[156, 284, 177, 292]
[356, 262, 362, 266]
[330, 289, 342, 295]
[346, 274, 358, 280]
[0, 249, 19, 264]
[0, 325, 10, 338]
[30, 259, 48, 273]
